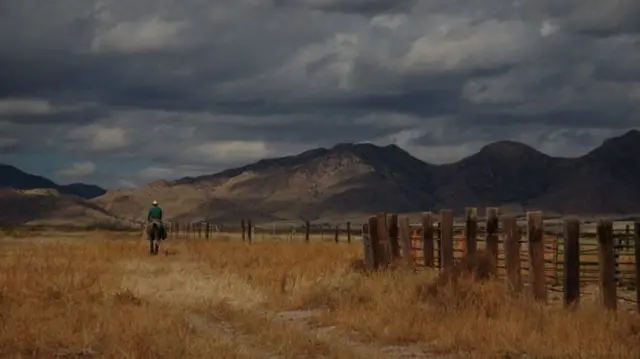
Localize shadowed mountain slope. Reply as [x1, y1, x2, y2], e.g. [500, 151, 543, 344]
[94, 130, 640, 222]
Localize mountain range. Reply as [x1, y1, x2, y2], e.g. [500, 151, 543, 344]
[2, 130, 640, 226]
[0, 164, 106, 198]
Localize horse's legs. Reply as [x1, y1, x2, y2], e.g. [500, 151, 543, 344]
[149, 238, 154, 255]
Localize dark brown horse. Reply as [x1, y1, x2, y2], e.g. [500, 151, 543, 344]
[145, 220, 163, 255]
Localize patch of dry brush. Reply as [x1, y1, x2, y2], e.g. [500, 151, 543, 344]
[1, 231, 639, 358]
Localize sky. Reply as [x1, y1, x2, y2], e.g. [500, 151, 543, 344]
[1, 0, 640, 188]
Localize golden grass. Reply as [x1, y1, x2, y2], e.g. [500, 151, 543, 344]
[0, 233, 248, 359]
[1, 230, 639, 358]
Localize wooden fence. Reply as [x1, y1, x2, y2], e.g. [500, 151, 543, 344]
[159, 219, 359, 243]
[361, 208, 640, 312]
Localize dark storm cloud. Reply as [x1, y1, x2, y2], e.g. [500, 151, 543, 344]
[0, 0, 639, 186]
[1, 106, 108, 125]
[274, 0, 417, 15]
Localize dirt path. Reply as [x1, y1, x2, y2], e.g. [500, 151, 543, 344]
[118, 258, 445, 359]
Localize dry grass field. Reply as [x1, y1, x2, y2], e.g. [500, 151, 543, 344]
[1, 230, 640, 358]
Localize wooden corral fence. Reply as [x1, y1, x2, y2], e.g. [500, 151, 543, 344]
[361, 208, 640, 312]
[157, 219, 359, 243]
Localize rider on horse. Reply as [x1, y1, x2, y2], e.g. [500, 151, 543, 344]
[147, 200, 167, 239]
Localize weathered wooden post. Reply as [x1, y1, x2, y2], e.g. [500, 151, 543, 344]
[422, 212, 435, 268]
[368, 216, 382, 269]
[597, 219, 616, 311]
[305, 220, 310, 243]
[241, 219, 246, 241]
[205, 222, 210, 239]
[334, 224, 339, 243]
[564, 217, 580, 308]
[527, 211, 547, 302]
[503, 215, 522, 293]
[440, 209, 454, 272]
[635, 222, 640, 312]
[465, 207, 477, 256]
[398, 215, 414, 268]
[362, 222, 375, 269]
[376, 212, 391, 267]
[346, 221, 351, 243]
[626, 224, 631, 247]
[388, 214, 400, 260]
[247, 219, 253, 243]
[485, 207, 499, 268]
[554, 233, 560, 286]
[436, 221, 442, 269]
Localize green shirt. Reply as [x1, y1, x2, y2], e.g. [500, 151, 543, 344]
[148, 206, 163, 220]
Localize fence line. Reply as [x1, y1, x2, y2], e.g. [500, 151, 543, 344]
[361, 208, 640, 313]
[153, 210, 639, 312]
[158, 219, 360, 243]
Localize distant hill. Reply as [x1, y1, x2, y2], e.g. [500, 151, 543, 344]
[0, 188, 135, 227]
[94, 130, 640, 223]
[0, 164, 106, 199]
[0, 164, 128, 227]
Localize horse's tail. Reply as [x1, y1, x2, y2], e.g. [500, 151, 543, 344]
[146, 222, 158, 239]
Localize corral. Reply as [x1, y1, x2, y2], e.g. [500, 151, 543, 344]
[1, 209, 640, 358]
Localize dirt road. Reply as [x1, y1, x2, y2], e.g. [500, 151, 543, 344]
[119, 257, 443, 359]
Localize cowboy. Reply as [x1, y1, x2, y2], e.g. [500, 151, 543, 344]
[147, 200, 167, 239]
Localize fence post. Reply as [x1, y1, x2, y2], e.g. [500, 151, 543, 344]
[597, 219, 616, 311]
[362, 223, 375, 269]
[440, 209, 454, 272]
[554, 233, 560, 286]
[241, 220, 246, 241]
[398, 215, 414, 268]
[388, 214, 400, 260]
[436, 222, 442, 269]
[305, 220, 310, 243]
[465, 207, 477, 256]
[422, 212, 435, 268]
[334, 224, 339, 243]
[368, 217, 381, 269]
[346, 221, 351, 243]
[376, 212, 391, 267]
[564, 217, 580, 308]
[527, 211, 547, 302]
[503, 215, 522, 293]
[205, 222, 210, 239]
[634, 222, 640, 313]
[247, 219, 253, 243]
[614, 241, 621, 286]
[485, 207, 499, 268]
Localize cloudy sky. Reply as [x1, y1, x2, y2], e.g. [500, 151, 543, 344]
[1, 0, 639, 188]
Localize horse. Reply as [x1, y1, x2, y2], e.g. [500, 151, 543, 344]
[145, 220, 164, 255]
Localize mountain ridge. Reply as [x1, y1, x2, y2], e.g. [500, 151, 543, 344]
[3, 130, 640, 225]
[94, 129, 640, 222]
